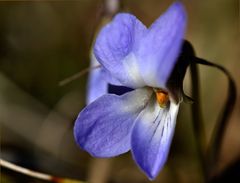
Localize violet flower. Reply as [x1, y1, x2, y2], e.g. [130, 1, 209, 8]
[74, 2, 187, 180]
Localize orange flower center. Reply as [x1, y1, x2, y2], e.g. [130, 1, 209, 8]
[155, 89, 169, 108]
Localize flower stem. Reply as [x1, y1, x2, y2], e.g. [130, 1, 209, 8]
[195, 57, 237, 178]
[189, 62, 207, 181]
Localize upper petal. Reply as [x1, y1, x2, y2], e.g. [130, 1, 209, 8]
[94, 13, 146, 88]
[135, 2, 187, 88]
[74, 87, 153, 158]
[131, 97, 179, 180]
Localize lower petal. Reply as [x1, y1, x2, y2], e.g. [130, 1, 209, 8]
[74, 87, 153, 158]
[131, 97, 179, 180]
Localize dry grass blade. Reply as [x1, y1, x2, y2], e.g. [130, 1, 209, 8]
[0, 159, 85, 183]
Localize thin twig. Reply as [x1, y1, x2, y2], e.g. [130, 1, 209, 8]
[104, 0, 121, 16]
[59, 65, 101, 87]
[0, 159, 84, 183]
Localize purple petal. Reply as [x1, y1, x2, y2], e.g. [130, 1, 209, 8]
[94, 13, 146, 88]
[87, 53, 108, 104]
[131, 98, 179, 180]
[101, 68, 122, 86]
[87, 53, 134, 104]
[74, 88, 153, 158]
[136, 2, 187, 88]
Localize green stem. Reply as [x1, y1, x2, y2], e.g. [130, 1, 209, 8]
[190, 62, 207, 181]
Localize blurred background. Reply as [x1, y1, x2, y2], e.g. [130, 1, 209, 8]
[0, 0, 239, 182]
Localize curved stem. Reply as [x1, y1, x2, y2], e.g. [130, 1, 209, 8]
[195, 57, 237, 177]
